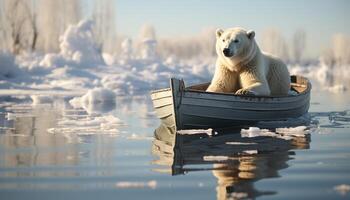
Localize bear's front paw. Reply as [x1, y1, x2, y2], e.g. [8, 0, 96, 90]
[235, 88, 256, 95]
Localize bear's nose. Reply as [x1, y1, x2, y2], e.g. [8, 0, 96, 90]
[223, 48, 231, 57]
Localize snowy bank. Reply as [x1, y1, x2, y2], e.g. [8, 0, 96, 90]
[1, 19, 349, 96]
[1, 19, 214, 95]
[0, 52, 23, 79]
[41, 20, 105, 69]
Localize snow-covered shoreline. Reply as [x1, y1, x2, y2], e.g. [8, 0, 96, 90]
[1, 20, 348, 100]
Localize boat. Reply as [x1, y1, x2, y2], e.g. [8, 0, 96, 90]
[150, 75, 312, 130]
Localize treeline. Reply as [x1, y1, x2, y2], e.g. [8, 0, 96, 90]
[0, 0, 116, 54]
[145, 27, 310, 64]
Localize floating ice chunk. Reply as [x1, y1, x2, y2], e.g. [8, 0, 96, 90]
[277, 126, 307, 132]
[242, 150, 258, 155]
[241, 127, 261, 137]
[100, 115, 124, 129]
[6, 113, 14, 120]
[241, 126, 309, 139]
[240, 127, 277, 138]
[277, 135, 294, 140]
[226, 142, 257, 145]
[127, 133, 153, 140]
[203, 156, 230, 162]
[177, 128, 214, 136]
[31, 95, 54, 105]
[80, 88, 116, 104]
[51, 114, 123, 135]
[115, 180, 157, 189]
[334, 184, 350, 195]
[231, 192, 248, 199]
[47, 128, 55, 134]
[102, 115, 122, 124]
[69, 97, 82, 108]
[69, 88, 116, 114]
[247, 127, 260, 133]
[276, 126, 309, 137]
[58, 115, 122, 127]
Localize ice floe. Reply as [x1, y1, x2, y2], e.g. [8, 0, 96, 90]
[115, 180, 157, 189]
[334, 184, 350, 195]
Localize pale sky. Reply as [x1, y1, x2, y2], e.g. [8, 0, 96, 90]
[111, 0, 350, 58]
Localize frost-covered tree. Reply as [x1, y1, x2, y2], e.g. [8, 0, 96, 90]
[292, 29, 306, 64]
[138, 24, 156, 41]
[321, 34, 350, 66]
[0, 2, 8, 50]
[37, 0, 81, 52]
[331, 34, 350, 66]
[29, 1, 38, 51]
[92, 0, 116, 53]
[199, 28, 217, 57]
[120, 38, 133, 59]
[157, 28, 216, 59]
[319, 33, 350, 89]
[137, 24, 158, 59]
[320, 48, 336, 67]
[0, 0, 38, 54]
[261, 29, 289, 62]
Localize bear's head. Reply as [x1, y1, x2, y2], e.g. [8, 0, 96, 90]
[216, 27, 257, 71]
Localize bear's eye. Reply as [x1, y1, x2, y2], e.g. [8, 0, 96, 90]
[222, 39, 225, 42]
[233, 39, 239, 43]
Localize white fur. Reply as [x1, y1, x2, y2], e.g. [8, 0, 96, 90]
[207, 27, 290, 96]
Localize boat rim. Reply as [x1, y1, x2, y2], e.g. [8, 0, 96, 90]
[150, 75, 311, 99]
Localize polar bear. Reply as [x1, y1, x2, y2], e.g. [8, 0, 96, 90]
[206, 27, 290, 96]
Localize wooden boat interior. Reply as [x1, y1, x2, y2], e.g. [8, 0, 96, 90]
[186, 75, 309, 95]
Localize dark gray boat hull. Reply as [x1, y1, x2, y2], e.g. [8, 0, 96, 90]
[151, 76, 311, 130]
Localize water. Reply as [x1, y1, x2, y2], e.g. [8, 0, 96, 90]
[0, 91, 349, 200]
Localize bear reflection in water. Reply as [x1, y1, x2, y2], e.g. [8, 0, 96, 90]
[152, 124, 310, 200]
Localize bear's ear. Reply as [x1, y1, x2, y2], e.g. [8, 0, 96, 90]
[247, 30, 255, 39]
[216, 29, 224, 38]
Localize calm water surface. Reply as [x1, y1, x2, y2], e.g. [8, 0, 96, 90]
[0, 91, 349, 200]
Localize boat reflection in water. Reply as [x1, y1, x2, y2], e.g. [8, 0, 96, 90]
[152, 124, 311, 199]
